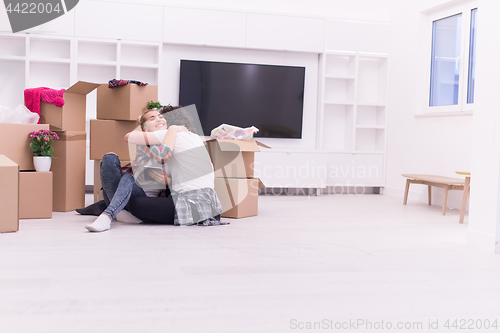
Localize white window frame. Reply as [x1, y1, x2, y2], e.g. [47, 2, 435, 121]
[417, 0, 478, 117]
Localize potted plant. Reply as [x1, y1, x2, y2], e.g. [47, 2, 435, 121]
[28, 129, 59, 172]
[146, 101, 163, 110]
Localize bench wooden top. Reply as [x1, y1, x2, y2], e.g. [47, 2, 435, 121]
[402, 174, 465, 185]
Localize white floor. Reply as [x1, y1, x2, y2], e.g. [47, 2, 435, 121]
[1, 193, 500, 333]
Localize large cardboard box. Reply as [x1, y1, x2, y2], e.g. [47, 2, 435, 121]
[97, 84, 158, 121]
[40, 81, 100, 131]
[19, 171, 53, 219]
[0, 155, 19, 232]
[90, 119, 138, 161]
[205, 139, 270, 178]
[52, 131, 86, 212]
[93, 159, 131, 203]
[0, 123, 50, 170]
[214, 177, 265, 218]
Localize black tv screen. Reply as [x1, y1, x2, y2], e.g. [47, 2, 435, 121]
[179, 60, 305, 139]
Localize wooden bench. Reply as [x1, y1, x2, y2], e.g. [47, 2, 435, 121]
[402, 174, 466, 216]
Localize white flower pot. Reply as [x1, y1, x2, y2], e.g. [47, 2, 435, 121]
[33, 156, 52, 172]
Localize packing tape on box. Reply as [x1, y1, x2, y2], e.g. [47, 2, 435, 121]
[55, 132, 86, 141]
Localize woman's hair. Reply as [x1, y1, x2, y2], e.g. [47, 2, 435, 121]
[137, 109, 156, 131]
[159, 105, 197, 133]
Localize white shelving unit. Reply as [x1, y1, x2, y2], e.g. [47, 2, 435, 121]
[0, 33, 161, 115]
[319, 51, 388, 187]
[0, 33, 162, 187]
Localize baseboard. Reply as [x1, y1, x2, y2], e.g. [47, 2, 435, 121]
[466, 229, 499, 253]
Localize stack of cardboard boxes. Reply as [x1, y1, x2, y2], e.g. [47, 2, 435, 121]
[0, 123, 52, 231]
[43, 81, 100, 212]
[0, 155, 20, 232]
[90, 83, 158, 202]
[206, 139, 269, 218]
[0, 81, 99, 232]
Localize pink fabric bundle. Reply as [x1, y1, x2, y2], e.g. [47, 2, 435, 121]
[24, 87, 65, 124]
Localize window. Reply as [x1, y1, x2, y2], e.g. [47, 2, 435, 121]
[467, 8, 477, 104]
[420, 1, 478, 115]
[429, 13, 462, 106]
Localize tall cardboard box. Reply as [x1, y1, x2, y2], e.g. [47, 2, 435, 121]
[0, 155, 19, 232]
[0, 123, 50, 170]
[214, 178, 265, 218]
[40, 81, 100, 131]
[97, 84, 158, 121]
[205, 139, 270, 178]
[19, 171, 53, 219]
[90, 119, 138, 161]
[52, 131, 86, 212]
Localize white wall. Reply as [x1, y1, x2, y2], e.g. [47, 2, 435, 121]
[384, 0, 473, 211]
[467, 0, 500, 253]
[95, 0, 391, 21]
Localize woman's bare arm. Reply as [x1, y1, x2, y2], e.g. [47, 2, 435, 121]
[124, 131, 161, 145]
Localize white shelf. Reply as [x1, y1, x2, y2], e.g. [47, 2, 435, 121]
[29, 62, 70, 89]
[320, 51, 388, 186]
[357, 102, 386, 107]
[30, 38, 70, 60]
[77, 64, 117, 83]
[121, 44, 159, 66]
[0, 55, 25, 61]
[355, 128, 385, 152]
[356, 125, 385, 129]
[30, 58, 71, 64]
[0, 35, 26, 57]
[120, 63, 159, 69]
[77, 41, 117, 63]
[325, 75, 355, 80]
[324, 100, 355, 105]
[0, 60, 25, 107]
[121, 66, 158, 85]
[354, 150, 385, 154]
[78, 60, 118, 67]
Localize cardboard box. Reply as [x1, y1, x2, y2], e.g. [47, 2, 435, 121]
[93, 159, 130, 203]
[40, 81, 100, 131]
[19, 171, 53, 219]
[90, 119, 138, 161]
[0, 155, 19, 232]
[52, 131, 86, 212]
[97, 84, 158, 121]
[205, 139, 271, 178]
[0, 123, 50, 170]
[214, 177, 265, 218]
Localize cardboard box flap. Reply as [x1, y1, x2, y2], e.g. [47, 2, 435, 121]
[256, 141, 271, 149]
[0, 155, 18, 167]
[49, 124, 63, 131]
[56, 131, 86, 141]
[209, 139, 261, 152]
[65, 81, 100, 95]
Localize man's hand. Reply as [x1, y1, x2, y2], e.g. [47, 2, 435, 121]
[148, 169, 170, 185]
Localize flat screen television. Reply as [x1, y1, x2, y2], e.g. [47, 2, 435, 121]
[178, 59, 305, 139]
